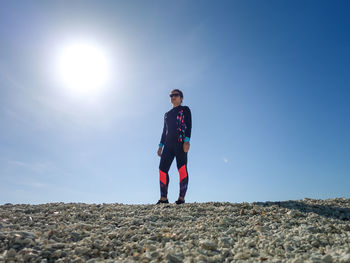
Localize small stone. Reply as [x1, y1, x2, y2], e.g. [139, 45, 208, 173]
[146, 244, 157, 251]
[199, 240, 217, 250]
[322, 254, 333, 263]
[166, 253, 183, 263]
[287, 210, 297, 217]
[234, 252, 250, 260]
[310, 255, 322, 262]
[340, 254, 350, 263]
[6, 248, 17, 259]
[72, 258, 85, 263]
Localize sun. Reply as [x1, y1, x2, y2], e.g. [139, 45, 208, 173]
[55, 41, 110, 94]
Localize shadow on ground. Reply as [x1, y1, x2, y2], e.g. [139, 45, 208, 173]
[252, 198, 350, 221]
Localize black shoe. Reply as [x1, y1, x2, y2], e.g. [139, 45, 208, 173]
[175, 198, 185, 205]
[156, 199, 169, 204]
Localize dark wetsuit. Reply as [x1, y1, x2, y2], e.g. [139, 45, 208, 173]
[158, 105, 192, 199]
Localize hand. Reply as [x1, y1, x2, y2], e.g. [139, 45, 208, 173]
[157, 147, 162, 157]
[183, 142, 190, 152]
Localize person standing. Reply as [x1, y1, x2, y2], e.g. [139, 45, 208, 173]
[156, 89, 192, 205]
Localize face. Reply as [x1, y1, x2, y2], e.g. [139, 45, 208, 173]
[169, 91, 182, 105]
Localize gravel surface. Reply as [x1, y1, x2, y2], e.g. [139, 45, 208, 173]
[1, 197, 350, 263]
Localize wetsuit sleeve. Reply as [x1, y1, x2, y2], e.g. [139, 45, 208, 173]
[159, 113, 166, 147]
[184, 106, 192, 142]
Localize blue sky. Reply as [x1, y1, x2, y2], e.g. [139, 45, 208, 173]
[0, 0, 349, 205]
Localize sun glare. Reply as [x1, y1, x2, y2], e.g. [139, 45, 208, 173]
[56, 42, 110, 94]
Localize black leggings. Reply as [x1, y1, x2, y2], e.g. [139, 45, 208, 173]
[159, 141, 189, 198]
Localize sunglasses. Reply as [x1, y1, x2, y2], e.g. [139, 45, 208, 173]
[169, 93, 180, 98]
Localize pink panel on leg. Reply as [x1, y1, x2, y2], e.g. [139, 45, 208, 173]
[159, 169, 167, 185]
[178, 164, 187, 182]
